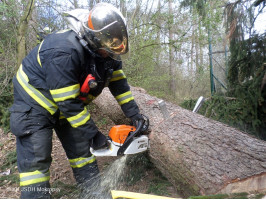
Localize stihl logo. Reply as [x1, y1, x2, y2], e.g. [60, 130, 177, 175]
[138, 144, 148, 149]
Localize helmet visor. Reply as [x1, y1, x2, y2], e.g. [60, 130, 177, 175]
[83, 20, 129, 60]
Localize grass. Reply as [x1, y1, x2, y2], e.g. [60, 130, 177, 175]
[146, 176, 171, 196]
[0, 150, 19, 186]
[189, 194, 230, 199]
[97, 117, 108, 127]
[0, 150, 17, 171]
[189, 192, 266, 199]
[254, 194, 265, 199]
[0, 174, 19, 187]
[51, 180, 79, 199]
[123, 153, 173, 197]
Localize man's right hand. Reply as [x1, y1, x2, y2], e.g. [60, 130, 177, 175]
[89, 131, 108, 150]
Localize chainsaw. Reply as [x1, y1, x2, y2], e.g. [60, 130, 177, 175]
[90, 115, 149, 156]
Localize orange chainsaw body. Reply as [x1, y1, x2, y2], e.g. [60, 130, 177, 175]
[90, 114, 149, 156]
[109, 125, 136, 144]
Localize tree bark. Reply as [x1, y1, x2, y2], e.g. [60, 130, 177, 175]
[93, 87, 266, 197]
[16, 0, 35, 69]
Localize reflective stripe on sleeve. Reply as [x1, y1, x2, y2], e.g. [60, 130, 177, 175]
[115, 91, 134, 105]
[69, 155, 96, 168]
[59, 111, 65, 119]
[110, 70, 126, 82]
[66, 107, 91, 128]
[16, 65, 58, 115]
[20, 170, 50, 186]
[37, 40, 44, 67]
[50, 84, 80, 102]
[56, 29, 70, 34]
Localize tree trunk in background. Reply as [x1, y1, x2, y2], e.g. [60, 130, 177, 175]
[16, 0, 35, 68]
[89, 0, 93, 9]
[156, 0, 161, 65]
[195, 24, 199, 72]
[120, 0, 126, 18]
[168, 0, 175, 96]
[73, 0, 78, 8]
[129, 0, 140, 31]
[190, 24, 195, 76]
[198, 21, 204, 71]
[93, 87, 266, 197]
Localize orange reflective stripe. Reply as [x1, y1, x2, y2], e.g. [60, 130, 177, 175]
[88, 11, 94, 30]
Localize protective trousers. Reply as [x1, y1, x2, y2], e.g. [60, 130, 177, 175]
[10, 102, 99, 199]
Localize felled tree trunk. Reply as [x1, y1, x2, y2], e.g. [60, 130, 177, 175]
[93, 87, 266, 197]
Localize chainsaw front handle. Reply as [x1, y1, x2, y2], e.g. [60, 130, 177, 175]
[117, 115, 149, 155]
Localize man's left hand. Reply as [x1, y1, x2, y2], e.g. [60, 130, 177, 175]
[130, 113, 144, 127]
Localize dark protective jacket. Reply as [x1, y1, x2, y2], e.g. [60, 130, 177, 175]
[13, 29, 139, 139]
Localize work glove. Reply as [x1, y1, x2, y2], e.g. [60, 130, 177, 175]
[130, 113, 144, 128]
[89, 131, 108, 150]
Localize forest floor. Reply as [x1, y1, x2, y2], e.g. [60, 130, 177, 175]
[0, 105, 180, 199]
[1, 104, 265, 199]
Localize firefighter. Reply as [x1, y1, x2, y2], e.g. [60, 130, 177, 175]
[10, 3, 144, 198]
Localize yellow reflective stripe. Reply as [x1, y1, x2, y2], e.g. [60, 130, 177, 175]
[115, 91, 134, 105]
[69, 156, 96, 168]
[16, 65, 58, 115]
[50, 84, 80, 102]
[111, 190, 176, 199]
[20, 170, 50, 186]
[110, 70, 126, 82]
[20, 170, 43, 178]
[56, 29, 70, 34]
[37, 40, 44, 67]
[67, 107, 91, 128]
[59, 111, 65, 119]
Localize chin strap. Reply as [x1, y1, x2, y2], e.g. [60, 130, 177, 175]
[75, 36, 100, 58]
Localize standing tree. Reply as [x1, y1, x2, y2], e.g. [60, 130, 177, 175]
[225, 0, 266, 139]
[16, 0, 35, 67]
[168, 0, 175, 96]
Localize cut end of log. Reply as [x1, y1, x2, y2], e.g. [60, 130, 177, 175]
[218, 172, 266, 195]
